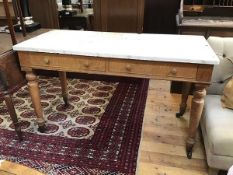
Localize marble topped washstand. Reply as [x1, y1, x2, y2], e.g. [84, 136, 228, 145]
[13, 30, 219, 159]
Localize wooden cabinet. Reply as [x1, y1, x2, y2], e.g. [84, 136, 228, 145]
[177, 0, 233, 38]
[176, 15, 233, 38]
[93, 0, 144, 33]
[28, 0, 59, 28]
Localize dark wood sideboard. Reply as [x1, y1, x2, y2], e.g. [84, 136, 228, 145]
[176, 0, 233, 38]
[93, 0, 144, 33]
[177, 16, 233, 38]
[28, 0, 59, 29]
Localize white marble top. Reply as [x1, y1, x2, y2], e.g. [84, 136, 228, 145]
[13, 30, 219, 65]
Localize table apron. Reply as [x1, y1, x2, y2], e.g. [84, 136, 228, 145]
[18, 52, 213, 84]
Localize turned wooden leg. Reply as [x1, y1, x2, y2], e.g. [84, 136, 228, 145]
[26, 71, 46, 133]
[3, 93, 22, 141]
[186, 84, 207, 159]
[58, 71, 68, 106]
[176, 82, 192, 118]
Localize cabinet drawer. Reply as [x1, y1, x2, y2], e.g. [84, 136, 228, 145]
[108, 60, 197, 79]
[20, 52, 106, 72]
[109, 60, 165, 76]
[165, 63, 197, 79]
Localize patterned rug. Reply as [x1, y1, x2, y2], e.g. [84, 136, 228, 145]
[0, 76, 149, 175]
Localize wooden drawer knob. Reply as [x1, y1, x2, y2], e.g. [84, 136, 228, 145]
[44, 58, 50, 64]
[84, 62, 90, 68]
[126, 64, 132, 71]
[170, 68, 177, 75]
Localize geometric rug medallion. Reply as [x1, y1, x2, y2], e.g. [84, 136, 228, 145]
[0, 76, 149, 175]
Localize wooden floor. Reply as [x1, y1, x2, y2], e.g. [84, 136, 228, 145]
[0, 79, 208, 175]
[138, 79, 208, 175]
[0, 160, 44, 175]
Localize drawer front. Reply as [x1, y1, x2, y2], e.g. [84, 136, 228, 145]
[19, 52, 197, 80]
[20, 53, 106, 72]
[165, 63, 197, 79]
[108, 60, 166, 76]
[108, 60, 197, 79]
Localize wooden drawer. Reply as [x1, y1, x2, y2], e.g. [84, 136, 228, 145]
[108, 59, 197, 79]
[19, 52, 106, 72]
[18, 52, 198, 80]
[165, 63, 197, 79]
[109, 59, 166, 76]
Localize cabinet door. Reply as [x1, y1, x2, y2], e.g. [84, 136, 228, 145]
[94, 0, 144, 33]
[29, 0, 59, 29]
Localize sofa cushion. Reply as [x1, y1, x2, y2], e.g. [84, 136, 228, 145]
[221, 77, 233, 109]
[203, 95, 233, 157]
[207, 37, 233, 95]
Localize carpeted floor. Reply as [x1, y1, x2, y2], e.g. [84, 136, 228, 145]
[0, 76, 149, 175]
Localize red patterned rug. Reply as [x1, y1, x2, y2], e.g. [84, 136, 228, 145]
[0, 76, 149, 175]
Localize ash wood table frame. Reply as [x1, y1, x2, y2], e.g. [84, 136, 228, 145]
[18, 51, 213, 159]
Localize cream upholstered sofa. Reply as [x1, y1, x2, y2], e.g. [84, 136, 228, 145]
[201, 37, 233, 174]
